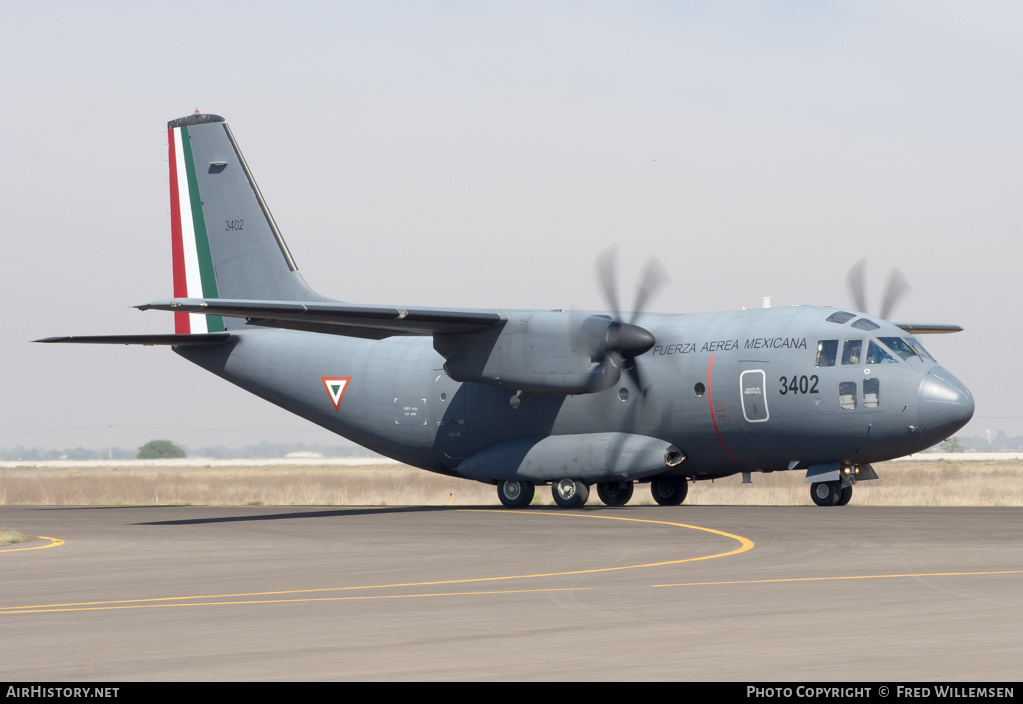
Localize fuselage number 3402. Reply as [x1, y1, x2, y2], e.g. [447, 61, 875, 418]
[779, 375, 819, 395]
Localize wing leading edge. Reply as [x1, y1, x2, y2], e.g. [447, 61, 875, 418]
[893, 323, 964, 335]
[136, 298, 506, 339]
[36, 333, 232, 346]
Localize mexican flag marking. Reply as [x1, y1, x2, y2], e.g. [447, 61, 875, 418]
[168, 123, 225, 334]
[321, 377, 352, 412]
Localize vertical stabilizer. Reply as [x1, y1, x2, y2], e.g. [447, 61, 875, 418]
[167, 113, 325, 333]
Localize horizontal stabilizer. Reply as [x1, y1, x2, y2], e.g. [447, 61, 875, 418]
[36, 333, 232, 346]
[136, 298, 504, 338]
[893, 323, 963, 335]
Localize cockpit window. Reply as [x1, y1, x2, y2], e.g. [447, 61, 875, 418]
[841, 339, 862, 365]
[866, 340, 897, 364]
[878, 337, 918, 361]
[815, 340, 838, 367]
[852, 318, 881, 331]
[826, 311, 856, 324]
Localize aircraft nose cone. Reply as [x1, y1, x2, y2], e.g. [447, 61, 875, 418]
[917, 367, 974, 441]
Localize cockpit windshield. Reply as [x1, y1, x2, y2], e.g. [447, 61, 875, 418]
[879, 336, 936, 362]
[866, 340, 897, 364]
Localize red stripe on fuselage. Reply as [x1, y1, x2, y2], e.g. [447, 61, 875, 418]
[168, 128, 189, 334]
[707, 353, 745, 469]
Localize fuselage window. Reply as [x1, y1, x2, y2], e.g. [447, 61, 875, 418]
[839, 381, 857, 410]
[815, 340, 838, 367]
[852, 318, 881, 331]
[866, 340, 897, 364]
[863, 377, 880, 408]
[841, 339, 862, 365]
[826, 311, 856, 324]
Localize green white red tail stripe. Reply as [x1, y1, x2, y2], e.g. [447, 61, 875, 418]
[168, 125, 225, 334]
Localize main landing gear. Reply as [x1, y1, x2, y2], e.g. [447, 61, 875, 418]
[495, 477, 692, 509]
[596, 480, 634, 506]
[497, 480, 535, 508]
[552, 478, 589, 508]
[650, 477, 688, 506]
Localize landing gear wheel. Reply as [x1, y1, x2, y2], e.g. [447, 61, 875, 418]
[811, 481, 842, 506]
[596, 481, 634, 507]
[552, 479, 590, 508]
[837, 484, 853, 506]
[497, 480, 535, 508]
[650, 477, 688, 506]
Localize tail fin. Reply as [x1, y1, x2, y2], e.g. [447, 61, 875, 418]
[167, 113, 325, 333]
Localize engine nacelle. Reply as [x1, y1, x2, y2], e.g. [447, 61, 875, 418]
[434, 310, 649, 395]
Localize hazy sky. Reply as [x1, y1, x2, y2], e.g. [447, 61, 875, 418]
[3, 1, 1020, 451]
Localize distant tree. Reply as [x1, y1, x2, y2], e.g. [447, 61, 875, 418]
[939, 436, 965, 453]
[137, 440, 186, 459]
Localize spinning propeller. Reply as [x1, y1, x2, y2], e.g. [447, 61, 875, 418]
[846, 259, 912, 321]
[591, 246, 668, 392]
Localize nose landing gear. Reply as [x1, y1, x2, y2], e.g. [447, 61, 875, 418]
[810, 480, 843, 507]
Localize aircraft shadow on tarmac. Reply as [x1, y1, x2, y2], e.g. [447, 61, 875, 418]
[132, 503, 637, 525]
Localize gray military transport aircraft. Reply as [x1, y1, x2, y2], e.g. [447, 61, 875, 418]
[41, 113, 975, 508]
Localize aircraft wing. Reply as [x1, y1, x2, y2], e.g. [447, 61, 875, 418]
[893, 323, 963, 334]
[36, 333, 233, 346]
[136, 298, 505, 338]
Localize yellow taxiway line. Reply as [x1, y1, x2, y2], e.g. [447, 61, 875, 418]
[0, 509, 752, 615]
[0, 587, 593, 615]
[0, 536, 64, 553]
[652, 570, 1023, 588]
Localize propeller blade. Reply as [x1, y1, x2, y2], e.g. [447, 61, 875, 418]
[597, 245, 622, 319]
[879, 268, 911, 321]
[847, 259, 868, 313]
[594, 247, 666, 398]
[629, 258, 670, 325]
[624, 358, 646, 395]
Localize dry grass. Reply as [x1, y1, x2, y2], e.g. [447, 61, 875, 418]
[0, 528, 27, 546]
[0, 459, 1020, 507]
[0, 464, 494, 507]
[685, 460, 1023, 507]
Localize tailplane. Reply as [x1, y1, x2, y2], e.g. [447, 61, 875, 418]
[167, 113, 326, 332]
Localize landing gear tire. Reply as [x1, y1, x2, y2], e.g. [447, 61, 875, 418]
[552, 479, 590, 508]
[497, 480, 535, 508]
[837, 484, 853, 506]
[596, 481, 634, 507]
[811, 481, 842, 507]
[650, 477, 688, 506]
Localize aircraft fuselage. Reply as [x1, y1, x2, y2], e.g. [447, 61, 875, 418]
[177, 304, 972, 484]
